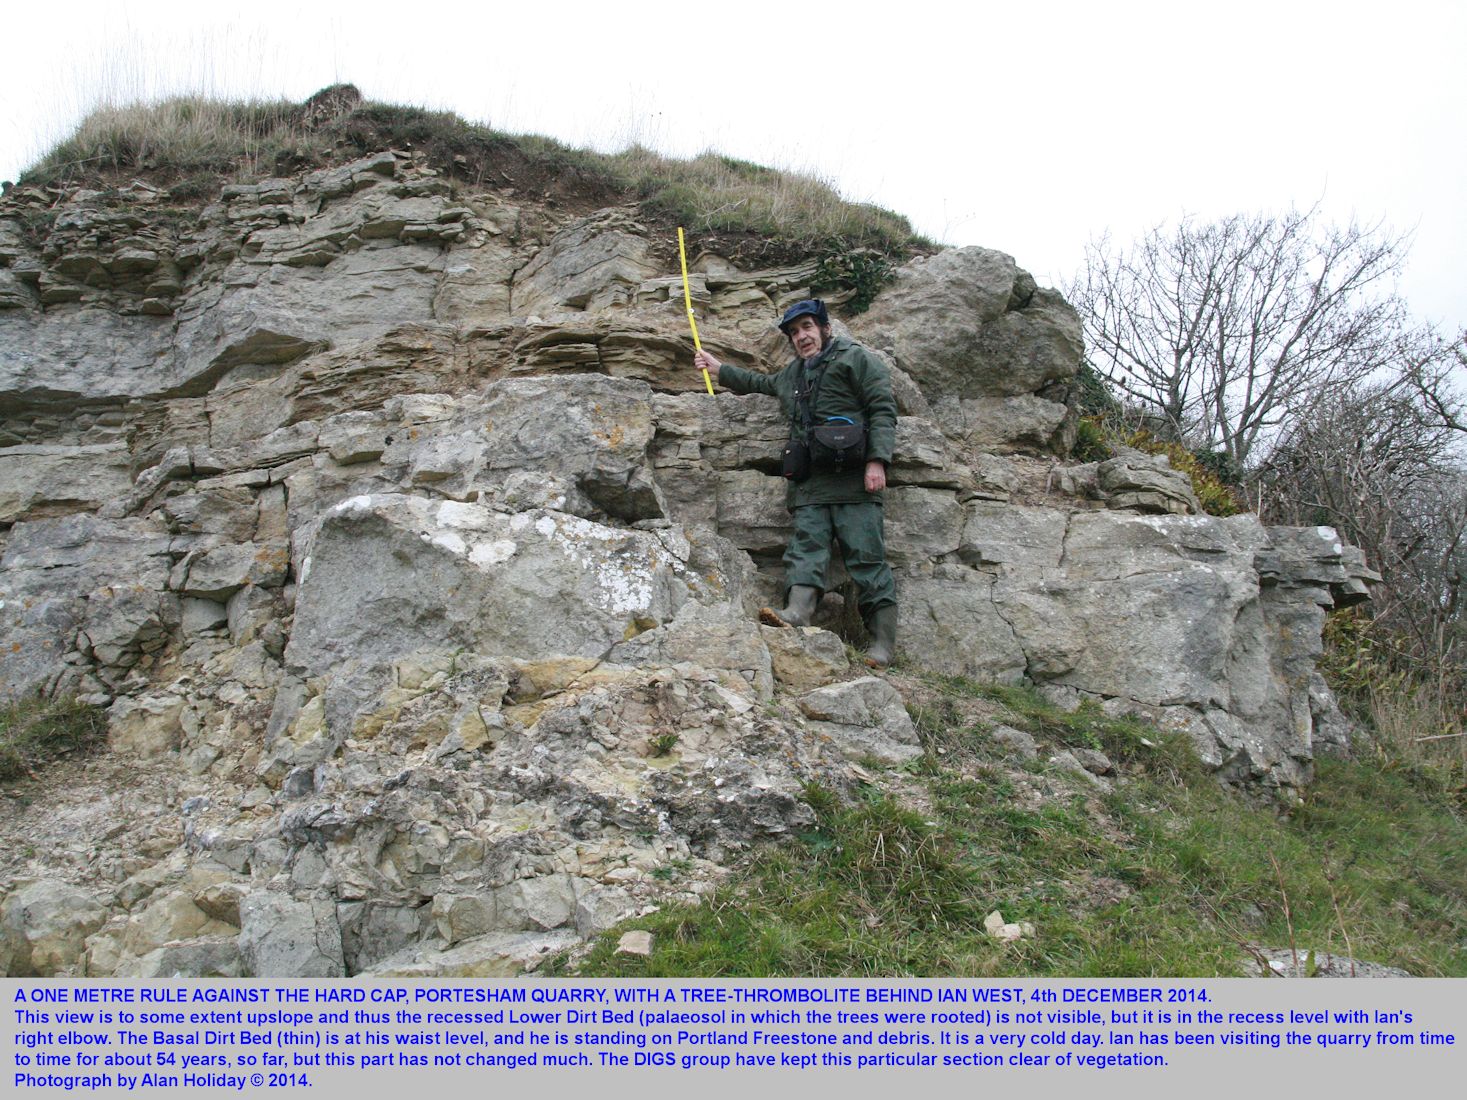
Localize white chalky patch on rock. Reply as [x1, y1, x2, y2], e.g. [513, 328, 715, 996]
[541, 514, 660, 615]
[333, 495, 374, 515]
[429, 532, 468, 556]
[436, 501, 487, 530]
[469, 540, 516, 567]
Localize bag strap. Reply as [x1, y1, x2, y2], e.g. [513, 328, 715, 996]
[793, 362, 818, 439]
[791, 346, 848, 438]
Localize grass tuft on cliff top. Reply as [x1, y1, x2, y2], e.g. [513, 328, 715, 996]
[19, 93, 930, 261]
[553, 676, 1466, 978]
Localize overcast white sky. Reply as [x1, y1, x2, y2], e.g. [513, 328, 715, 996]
[4, 0, 1464, 333]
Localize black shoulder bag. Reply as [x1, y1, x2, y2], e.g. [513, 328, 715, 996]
[781, 360, 869, 481]
[805, 362, 868, 473]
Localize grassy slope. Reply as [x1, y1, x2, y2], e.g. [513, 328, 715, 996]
[16, 93, 931, 268]
[555, 676, 1466, 978]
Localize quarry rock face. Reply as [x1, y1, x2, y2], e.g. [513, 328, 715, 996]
[855, 247, 1083, 451]
[0, 151, 1378, 977]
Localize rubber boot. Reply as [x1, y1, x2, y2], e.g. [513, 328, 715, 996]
[759, 585, 819, 628]
[863, 605, 898, 669]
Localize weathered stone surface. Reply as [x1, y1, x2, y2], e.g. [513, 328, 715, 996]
[512, 212, 656, 317]
[715, 470, 790, 554]
[1098, 453, 1201, 515]
[574, 884, 638, 937]
[960, 502, 1067, 573]
[179, 541, 290, 599]
[992, 582, 1086, 679]
[1257, 525, 1381, 607]
[0, 514, 175, 697]
[0, 443, 132, 524]
[968, 287, 1081, 396]
[471, 375, 665, 521]
[370, 931, 576, 977]
[858, 248, 1019, 391]
[609, 601, 774, 701]
[1041, 515, 1263, 705]
[857, 248, 1080, 435]
[1, 881, 109, 976]
[162, 486, 259, 541]
[885, 487, 963, 564]
[237, 893, 345, 978]
[971, 453, 1021, 500]
[494, 874, 578, 932]
[432, 227, 519, 325]
[285, 495, 724, 738]
[760, 626, 850, 693]
[120, 885, 232, 956]
[899, 570, 1027, 683]
[889, 417, 966, 489]
[0, 309, 176, 404]
[432, 892, 497, 945]
[338, 902, 428, 973]
[115, 937, 242, 978]
[962, 392, 1072, 451]
[616, 930, 654, 957]
[1309, 672, 1353, 756]
[108, 693, 187, 756]
[798, 677, 922, 764]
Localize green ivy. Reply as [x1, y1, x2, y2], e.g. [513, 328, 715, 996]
[813, 247, 894, 315]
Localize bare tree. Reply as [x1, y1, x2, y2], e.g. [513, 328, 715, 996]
[1403, 329, 1467, 436]
[1261, 366, 1467, 675]
[1067, 206, 1421, 470]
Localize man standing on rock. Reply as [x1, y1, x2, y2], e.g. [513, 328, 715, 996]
[694, 299, 900, 668]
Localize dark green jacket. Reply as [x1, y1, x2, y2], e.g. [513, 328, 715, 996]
[718, 335, 898, 508]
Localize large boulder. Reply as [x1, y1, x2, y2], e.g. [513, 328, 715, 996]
[971, 510, 1375, 790]
[289, 495, 715, 673]
[856, 247, 1082, 450]
[280, 494, 735, 751]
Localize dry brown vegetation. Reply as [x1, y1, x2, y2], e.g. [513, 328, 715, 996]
[18, 90, 932, 266]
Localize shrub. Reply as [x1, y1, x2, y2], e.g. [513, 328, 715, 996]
[1125, 429, 1246, 517]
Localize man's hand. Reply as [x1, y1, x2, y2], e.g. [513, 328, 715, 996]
[694, 349, 721, 378]
[864, 460, 887, 493]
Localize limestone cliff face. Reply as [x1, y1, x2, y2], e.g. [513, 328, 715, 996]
[0, 151, 1374, 977]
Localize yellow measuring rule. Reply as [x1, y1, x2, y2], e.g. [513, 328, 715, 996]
[678, 227, 715, 395]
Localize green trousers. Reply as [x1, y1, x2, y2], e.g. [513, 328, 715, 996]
[783, 502, 897, 618]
